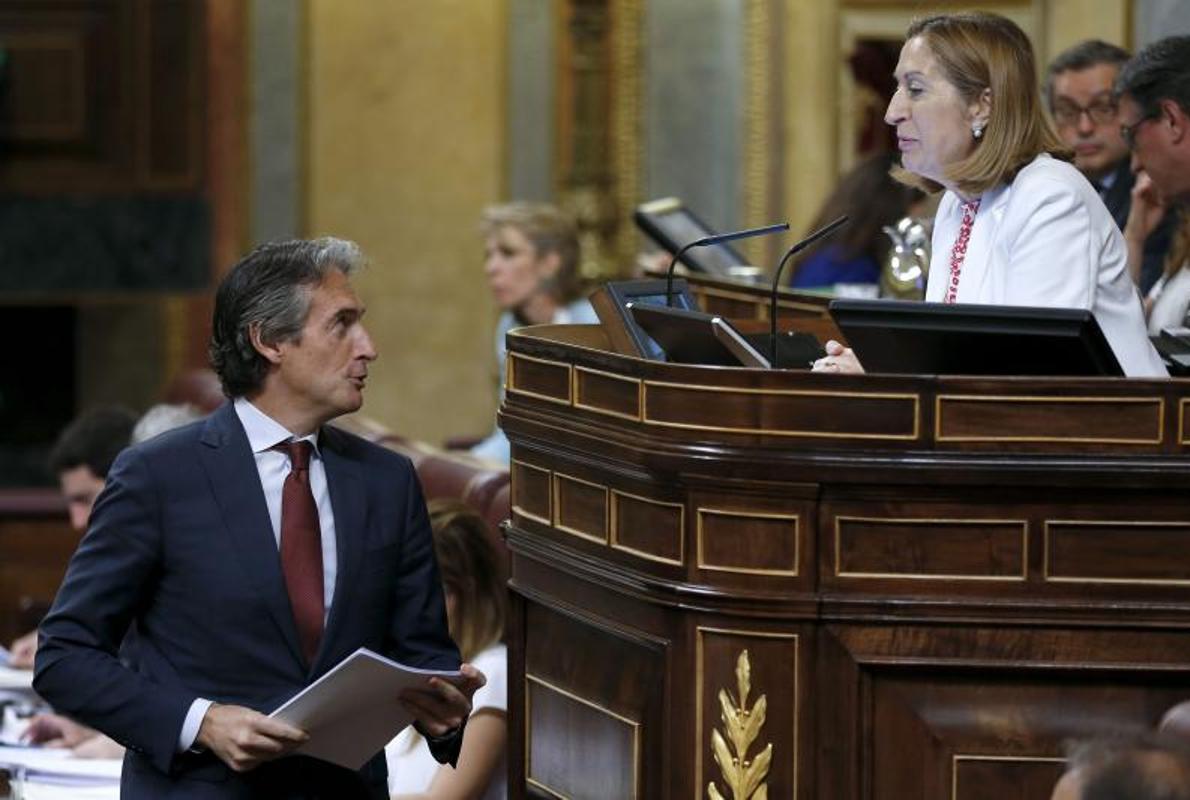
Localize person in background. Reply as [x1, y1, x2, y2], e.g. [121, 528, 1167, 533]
[1051, 734, 1190, 800]
[5, 406, 136, 669]
[471, 203, 598, 464]
[21, 402, 207, 759]
[1045, 39, 1174, 295]
[813, 11, 1165, 378]
[788, 151, 925, 292]
[388, 499, 507, 799]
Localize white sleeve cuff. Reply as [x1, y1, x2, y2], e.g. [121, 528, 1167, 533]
[178, 698, 214, 753]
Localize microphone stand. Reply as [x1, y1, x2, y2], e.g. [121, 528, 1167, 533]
[664, 222, 791, 307]
[769, 215, 850, 367]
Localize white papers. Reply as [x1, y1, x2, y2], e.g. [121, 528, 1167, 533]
[0, 665, 33, 691]
[269, 648, 459, 770]
[0, 744, 121, 794]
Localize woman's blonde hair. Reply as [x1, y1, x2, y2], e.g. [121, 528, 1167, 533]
[427, 499, 505, 662]
[894, 12, 1072, 196]
[480, 202, 585, 304]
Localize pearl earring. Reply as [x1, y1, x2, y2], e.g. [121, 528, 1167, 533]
[973, 124, 984, 139]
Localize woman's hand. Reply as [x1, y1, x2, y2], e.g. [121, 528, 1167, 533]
[811, 340, 864, 374]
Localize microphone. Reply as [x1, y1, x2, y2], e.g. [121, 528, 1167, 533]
[769, 215, 849, 367]
[665, 221, 790, 306]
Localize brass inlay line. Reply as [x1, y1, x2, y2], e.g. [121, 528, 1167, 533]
[1043, 519, 1190, 586]
[697, 507, 800, 577]
[642, 380, 920, 441]
[833, 515, 1029, 581]
[510, 459, 552, 527]
[935, 394, 1165, 445]
[610, 489, 685, 566]
[708, 650, 772, 800]
[551, 471, 610, 545]
[506, 352, 574, 406]
[525, 672, 641, 800]
[951, 754, 1064, 800]
[574, 365, 644, 422]
[696, 628, 799, 800]
[1180, 398, 1189, 445]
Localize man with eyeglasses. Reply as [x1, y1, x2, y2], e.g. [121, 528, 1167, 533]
[1116, 36, 1190, 207]
[1045, 39, 1173, 295]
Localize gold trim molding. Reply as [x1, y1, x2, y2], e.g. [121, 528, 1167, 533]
[574, 364, 644, 422]
[697, 507, 800, 577]
[935, 394, 1165, 445]
[610, 489, 686, 566]
[833, 515, 1029, 581]
[552, 470, 611, 544]
[525, 672, 642, 800]
[510, 459, 553, 527]
[507, 352, 574, 406]
[1043, 519, 1190, 586]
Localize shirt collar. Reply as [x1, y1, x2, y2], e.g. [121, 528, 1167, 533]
[233, 397, 320, 456]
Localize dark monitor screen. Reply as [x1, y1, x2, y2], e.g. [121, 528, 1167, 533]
[628, 304, 770, 367]
[634, 197, 749, 276]
[828, 299, 1123, 376]
[597, 278, 699, 360]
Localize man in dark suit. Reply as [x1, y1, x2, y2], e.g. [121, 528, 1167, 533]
[34, 238, 482, 798]
[1045, 39, 1174, 295]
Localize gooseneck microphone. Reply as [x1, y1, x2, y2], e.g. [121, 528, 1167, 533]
[769, 215, 850, 366]
[665, 221, 791, 306]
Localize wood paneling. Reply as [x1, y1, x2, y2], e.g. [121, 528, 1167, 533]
[502, 325, 1190, 800]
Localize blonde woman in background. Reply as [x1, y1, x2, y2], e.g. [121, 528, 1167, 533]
[388, 500, 508, 799]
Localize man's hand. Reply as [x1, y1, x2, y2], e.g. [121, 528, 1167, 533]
[22, 713, 97, 748]
[8, 630, 37, 669]
[399, 663, 486, 737]
[195, 703, 308, 773]
[1125, 169, 1167, 245]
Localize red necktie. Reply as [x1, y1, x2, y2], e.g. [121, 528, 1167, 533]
[278, 440, 324, 665]
[944, 198, 981, 304]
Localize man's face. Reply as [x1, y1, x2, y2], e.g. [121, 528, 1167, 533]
[58, 465, 105, 532]
[268, 269, 378, 429]
[1119, 94, 1190, 203]
[1050, 64, 1130, 180]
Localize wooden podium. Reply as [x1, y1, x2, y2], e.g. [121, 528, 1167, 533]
[501, 321, 1190, 800]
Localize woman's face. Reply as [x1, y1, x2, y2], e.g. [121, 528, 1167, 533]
[483, 225, 560, 312]
[885, 36, 985, 191]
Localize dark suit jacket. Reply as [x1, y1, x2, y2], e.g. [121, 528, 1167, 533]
[34, 403, 462, 799]
[1100, 158, 1175, 296]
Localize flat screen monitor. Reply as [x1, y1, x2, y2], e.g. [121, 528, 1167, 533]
[828, 299, 1123, 376]
[591, 278, 699, 360]
[628, 304, 771, 368]
[634, 197, 750, 277]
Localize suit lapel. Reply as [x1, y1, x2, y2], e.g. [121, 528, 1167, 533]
[315, 426, 366, 671]
[198, 404, 306, 667]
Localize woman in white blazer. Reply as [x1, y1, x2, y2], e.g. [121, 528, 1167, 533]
[814, 12, 1166, 377]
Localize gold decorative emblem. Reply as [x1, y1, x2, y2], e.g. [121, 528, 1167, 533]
[708, 650, 772, 800]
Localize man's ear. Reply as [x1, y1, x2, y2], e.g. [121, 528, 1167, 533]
[248, 323, 284, 365]
[1162, 98, 1188, 144]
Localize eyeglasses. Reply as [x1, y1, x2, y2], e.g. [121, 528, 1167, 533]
[1051, 98, 1118, 127]
[1120, 111, 1160, 150]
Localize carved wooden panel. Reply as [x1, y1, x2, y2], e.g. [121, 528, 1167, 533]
[553, 472, 608, 544]
[523, 603, 666, 800]
[643, 381, 920, 440]
[511, 460, 552, 526]
[508, 353, 572, 405]
[574, 365, 640, 421]
[611, 489, 683, 565]
[1044, 520, 1190, 585]
[698, 507, 799, 576]
[935, 394, 1164, 449]
[832, 516, 1027, 582]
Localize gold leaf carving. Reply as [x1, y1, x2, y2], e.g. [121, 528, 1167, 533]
[707, 650, 772, 800]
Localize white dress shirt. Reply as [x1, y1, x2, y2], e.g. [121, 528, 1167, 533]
[177, 398, 340, 752]
[926, 153, 1167, 377]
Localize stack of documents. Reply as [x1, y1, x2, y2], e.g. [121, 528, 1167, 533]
[0, 745, 121, 798]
